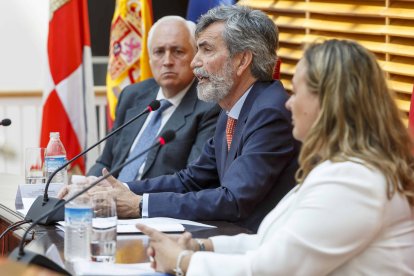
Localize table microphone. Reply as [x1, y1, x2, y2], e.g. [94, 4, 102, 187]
[0, 118, 11, 126]
[9, 130, 176, 275]
[25, 100, 161, 225]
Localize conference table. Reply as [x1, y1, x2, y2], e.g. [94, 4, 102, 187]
[0, 173, 251, 273]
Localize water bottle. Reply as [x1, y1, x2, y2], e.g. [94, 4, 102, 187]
[64, 180, 92, 263]
[45, 132, 67, 184]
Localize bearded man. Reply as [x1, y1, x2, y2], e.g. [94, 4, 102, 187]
[101, 5, 299, 232]
[88, 16, 219, 181]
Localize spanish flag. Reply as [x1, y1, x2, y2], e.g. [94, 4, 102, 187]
[106, 0, 153, 129]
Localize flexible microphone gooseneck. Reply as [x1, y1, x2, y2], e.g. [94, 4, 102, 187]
[9, 130, 176, 275]
[25, 100, 161, 225]
[0, 118, 12, 126]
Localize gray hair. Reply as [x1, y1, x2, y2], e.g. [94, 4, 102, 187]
[196, 5, 278, 81]
[147, 16, 196, 51]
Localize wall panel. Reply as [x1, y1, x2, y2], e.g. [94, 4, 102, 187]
[240, 0, 414, 123]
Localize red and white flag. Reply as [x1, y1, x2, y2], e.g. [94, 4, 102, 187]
[40, 0, 98, 174]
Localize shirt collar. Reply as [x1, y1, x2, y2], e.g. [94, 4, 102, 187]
[227, 85, 253, 120]
[156, 79, 195, 107]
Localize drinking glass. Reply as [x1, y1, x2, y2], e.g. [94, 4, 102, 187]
[24, 147, 46, 184]
[90, 190, 117, 262]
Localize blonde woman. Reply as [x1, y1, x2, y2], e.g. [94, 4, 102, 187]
[137, 40, 414, 275]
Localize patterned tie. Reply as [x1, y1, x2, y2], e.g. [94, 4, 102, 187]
[118, 99, 172, 181]
[226, 116, 237, 151]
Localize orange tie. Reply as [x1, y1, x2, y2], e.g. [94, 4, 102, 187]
[226, 116, 237, 151]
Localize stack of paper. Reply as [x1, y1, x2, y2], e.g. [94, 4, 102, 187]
[57, 217, 215, 233]
[57, 217, 189, 234]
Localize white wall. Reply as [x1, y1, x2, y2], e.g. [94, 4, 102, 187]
[0, 0, 48, 90]
[0, 1, 48, 174]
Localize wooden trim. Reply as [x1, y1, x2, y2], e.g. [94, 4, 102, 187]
[0, 87, 108, 98]
[0, 90, 42, 98]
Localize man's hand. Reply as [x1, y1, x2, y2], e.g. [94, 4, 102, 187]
[57, 175, 101, 200]
[95, 168, 142, 218]
[57, 185, 69, 199]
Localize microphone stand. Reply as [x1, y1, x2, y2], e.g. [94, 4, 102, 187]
[25, 100, 160, 225]
[9, 131, 175, 274]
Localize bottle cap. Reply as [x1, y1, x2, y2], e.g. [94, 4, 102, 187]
[71, 175, 87, 184]
[49, 132, 60, 138]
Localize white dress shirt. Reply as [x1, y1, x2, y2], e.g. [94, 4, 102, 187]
[226, 85, 252, 119]
[187, 160, 414, 275]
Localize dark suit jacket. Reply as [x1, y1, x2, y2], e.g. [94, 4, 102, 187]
[127, 80, 300, 232]
[88, 78, 220, 179]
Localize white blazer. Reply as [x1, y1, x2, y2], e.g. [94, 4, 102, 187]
[187, 161, 414, 275]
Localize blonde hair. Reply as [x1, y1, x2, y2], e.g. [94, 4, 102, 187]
[297, 39, 414, 205]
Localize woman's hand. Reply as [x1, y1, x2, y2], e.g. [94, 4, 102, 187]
[137, 224, 193, 274]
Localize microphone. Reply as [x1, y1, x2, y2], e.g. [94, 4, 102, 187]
[25, 100, 161, 225]
[0, 118, 11, 126]
[9, 130, 176, 274]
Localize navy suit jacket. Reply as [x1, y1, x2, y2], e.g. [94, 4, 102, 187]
[88, 78, 220, 179]
[127, 80, 300, 231]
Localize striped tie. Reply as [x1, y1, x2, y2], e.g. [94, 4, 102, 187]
[226, 116, 237, 151]
[118, 99, 172, 181]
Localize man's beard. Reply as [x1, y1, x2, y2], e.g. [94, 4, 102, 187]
[194, 60, 234, 103]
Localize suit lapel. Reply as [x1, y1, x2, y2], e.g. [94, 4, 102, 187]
[142, 81, 198, 177]
[215, 111, 228, 179]
[118, 86, 158, 165]
[162, 81, 198, 134]
[224, 82, 263, 170]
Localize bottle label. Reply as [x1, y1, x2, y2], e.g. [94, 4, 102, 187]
[45, 156, 67, 173]
[65, 207, 93, 224]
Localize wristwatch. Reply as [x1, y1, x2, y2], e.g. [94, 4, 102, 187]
[195, 239, 205, 251]
[138, 198, 143, 218]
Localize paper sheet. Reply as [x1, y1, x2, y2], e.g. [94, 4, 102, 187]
[73, 261, 167, 276]
[57, 219, 185, 234]
[118, 217, 216, 228]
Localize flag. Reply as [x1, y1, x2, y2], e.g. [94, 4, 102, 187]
[409, 84, 414, 137]
[187, 0, 235, 22]
[106, 0, 153, 129]
[40, 0, 98, 174]
[273, 58, 282, 80]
